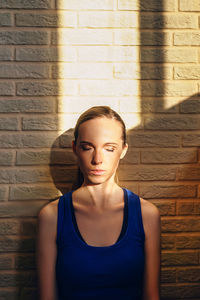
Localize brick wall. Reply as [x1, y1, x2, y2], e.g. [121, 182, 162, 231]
[0, 0, 199, 299]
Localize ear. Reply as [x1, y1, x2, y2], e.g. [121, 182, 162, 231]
[72, 140, 77, 156]
[120, 143, 128, 160]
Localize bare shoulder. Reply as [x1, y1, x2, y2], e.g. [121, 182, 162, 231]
[140, 198, 160, 236]
[140, 198, 160, 219]
[38, 199, 59, 226]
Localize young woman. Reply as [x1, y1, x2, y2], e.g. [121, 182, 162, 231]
[37, 106, 160, 300]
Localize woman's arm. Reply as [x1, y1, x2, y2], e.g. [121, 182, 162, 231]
[36, 200, 58, 300]
[141, 199, 161, 300]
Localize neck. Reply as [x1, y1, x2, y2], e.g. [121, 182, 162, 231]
[81, 179, 122, 209]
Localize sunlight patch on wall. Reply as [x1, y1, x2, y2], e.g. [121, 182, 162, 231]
[56, 1, 142, 131]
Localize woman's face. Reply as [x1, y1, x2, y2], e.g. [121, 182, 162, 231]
[73, 117, 128, 186]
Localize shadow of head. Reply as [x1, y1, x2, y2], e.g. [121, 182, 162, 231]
[50, 128, 78, 196]
[50, 94, 200, 204]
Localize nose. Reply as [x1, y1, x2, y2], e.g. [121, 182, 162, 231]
[92, 149, 103, 165]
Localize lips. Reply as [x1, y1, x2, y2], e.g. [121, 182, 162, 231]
[89, 169, 106, 175]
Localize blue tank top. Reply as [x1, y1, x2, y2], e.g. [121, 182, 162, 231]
[56, 188, 145, 300]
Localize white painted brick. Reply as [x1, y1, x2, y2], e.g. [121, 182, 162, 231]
[114, 63, 172, 79]
[56, 0, 113, 10]
[0, 168, 52, 184]
[183, 134, 200, 147]
[58, 97, 119, 113]
[119, 165, 176, 181]
[125, 132, 181, 148]
[78, 46, 139, 62]
[144, 115, 200, 130]
[118, 0, 176, 11]
[141, 48, 198, 63]
[114, 63, 140, 79]
[52, 29, 113, 45]
[58, 46, 78, 61]
[140, 184, 197, 199]
[10, 185, 61, 200]
[180, 0, 200, 11]
[0, 201, 47, 217]
[0, 117, 19, 130]
[0, 0, 54, 9]
[0, 82, 15, 96]
[120, 97, 144, 113]
[0, 13, 13, 26]
[163, 97, 188, 112]
[0, 186, 8, 200]
[58, 113, 81, 131]
[114, 29, 140, 46]
[121, 149, 140, 164]
[79, 11, 139, 28]
[180, 99, 200, 113]
[174, 32, 200, 45]
[0, 132, 59, 148]
[79, 79, 139, 96]
[16, 150, 50, 165]
[52, 63, 113, 79]
[140, 14, 198, 29]
[0, 151, 14, 166]
[16, 46, 77, 62]
[16, 12, 77, 28]
[16, 149, 76, 165]
[22, 116, 58, 130]
[0, 64, 49, 79]
[115, 30, 171, 46]
[17, 80, 78, 96]
[119, 98, 178, 113]
[0, 47, 13, 61]
[141, 149, 197, 164]
[0, 98, 55, 113]
[0, 31, 49, 45]
[119, 113, 142, 129]
[141, 81, 198, 97]
[174, 66, 200, 79]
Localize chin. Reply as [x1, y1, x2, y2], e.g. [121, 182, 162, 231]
[87, 178, 105, 185]
[86, 174, 113, 185]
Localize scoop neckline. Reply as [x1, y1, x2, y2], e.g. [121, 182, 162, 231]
[69, 188, 129, 249]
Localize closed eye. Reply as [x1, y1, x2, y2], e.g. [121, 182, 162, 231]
[105, 148, 115, 152]
[81, 146, 92, 151]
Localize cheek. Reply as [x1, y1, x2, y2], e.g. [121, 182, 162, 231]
[77, 152, 90, 166]
[108, 152, 121, 167]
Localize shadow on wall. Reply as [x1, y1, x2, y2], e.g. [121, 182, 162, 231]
[49, 94, 200, 300]
[12, 38, 61, 300]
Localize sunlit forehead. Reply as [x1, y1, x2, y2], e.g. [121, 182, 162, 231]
[77, 117, 124, 146]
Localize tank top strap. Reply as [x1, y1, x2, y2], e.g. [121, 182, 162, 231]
[56, 191, 73, 245]
[125, 188, 145, 240]
[116, 188, 128, 242]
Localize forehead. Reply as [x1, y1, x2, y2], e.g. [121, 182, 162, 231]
[77, 117, 123, 142]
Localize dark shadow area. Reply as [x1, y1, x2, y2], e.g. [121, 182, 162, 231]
[12, 22, 61, 300]
[137, 1, 200, 298]
[50, 128, 77, 196]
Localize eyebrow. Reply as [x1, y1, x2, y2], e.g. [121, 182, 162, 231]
[79, 141, 118, 146]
